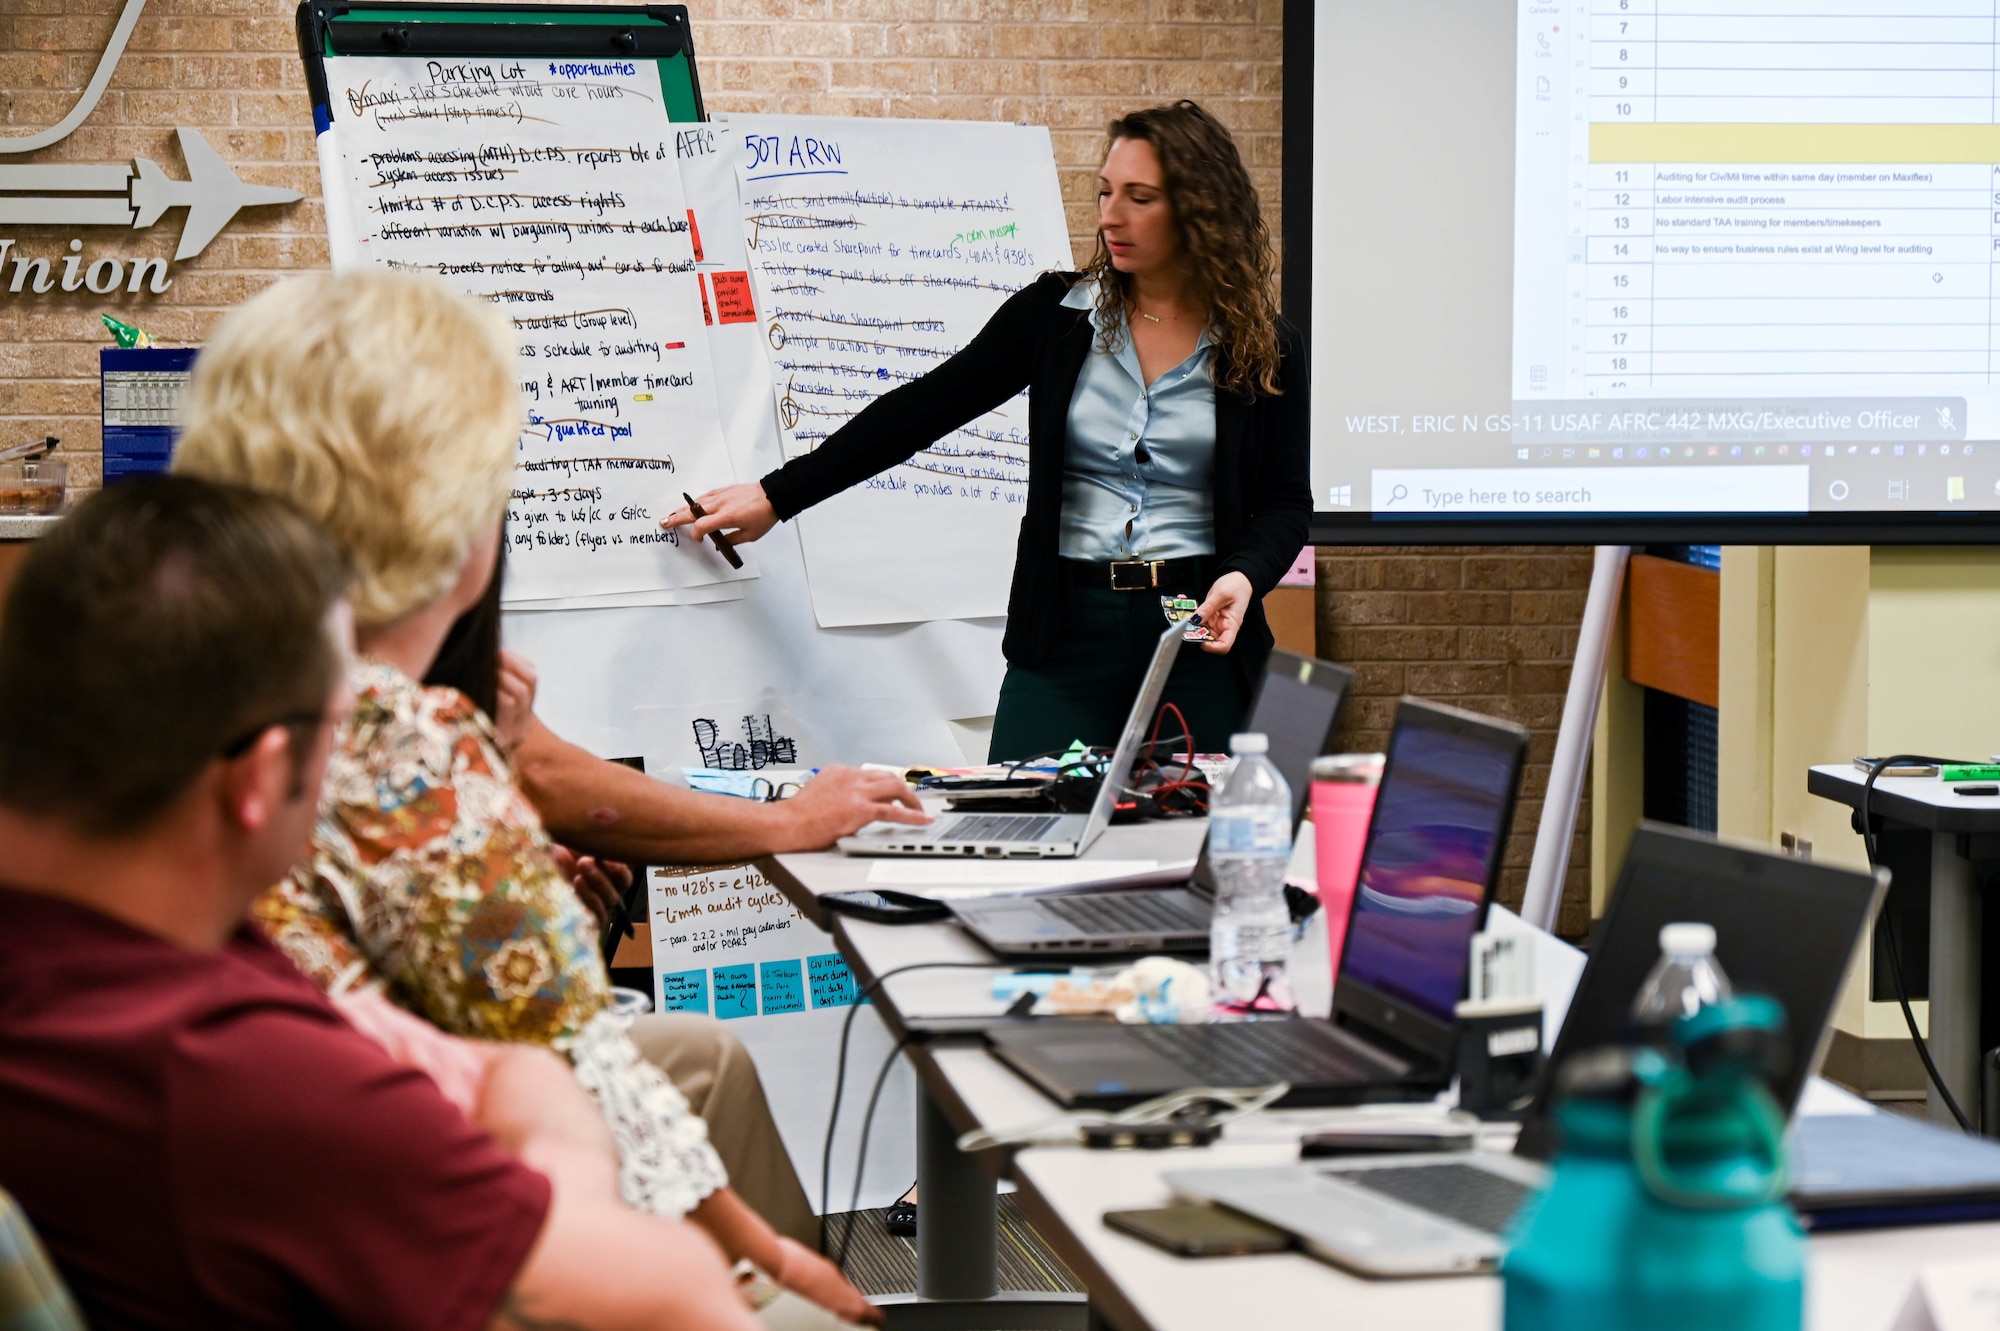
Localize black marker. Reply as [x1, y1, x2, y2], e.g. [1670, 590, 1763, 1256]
[682, 492, 744, 569]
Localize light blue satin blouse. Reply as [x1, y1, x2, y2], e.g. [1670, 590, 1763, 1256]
[1057, 280, 1217, 561]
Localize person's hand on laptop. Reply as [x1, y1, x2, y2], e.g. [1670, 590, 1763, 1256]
[772, 766, 929, 851]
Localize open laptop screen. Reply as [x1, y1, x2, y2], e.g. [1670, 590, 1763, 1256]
[1338, 709, 1523, 1025]
[1515, 823, 1889, 1159]
[1250, 652, 1354, 829]
[1190, 652, 1355, 893]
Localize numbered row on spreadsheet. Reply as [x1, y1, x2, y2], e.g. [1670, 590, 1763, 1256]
[1571, 273, 2000, 301]
[1579, 327, 2000, 354]
[1575, 299, 2000, 324]
[1575, 271, 2000, 298]
[1585, 26, 2000, 64]
[1584, 213, 2000, 239]
[1591, 100, 2000, 122]
[1581, 70, 2000, 99]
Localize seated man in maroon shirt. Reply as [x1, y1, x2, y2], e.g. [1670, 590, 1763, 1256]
[0, 476, 760, 1331]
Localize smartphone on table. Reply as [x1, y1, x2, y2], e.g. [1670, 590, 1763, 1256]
[1102, 1205, 1292, 1257]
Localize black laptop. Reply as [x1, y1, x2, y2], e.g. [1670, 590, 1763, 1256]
[950, 649, 1354, 958]
[1514, 821, 1894, 1156]
[985, 698, 1530, 1109]
[1164, 824, 1893, 1277]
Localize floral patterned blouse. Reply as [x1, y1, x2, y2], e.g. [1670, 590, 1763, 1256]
[256, 659, 726, 1218]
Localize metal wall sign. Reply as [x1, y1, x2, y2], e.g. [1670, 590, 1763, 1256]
[0, 0, 301, 293]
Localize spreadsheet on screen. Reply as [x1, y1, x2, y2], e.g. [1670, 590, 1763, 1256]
[1311, 1, 2000, 521]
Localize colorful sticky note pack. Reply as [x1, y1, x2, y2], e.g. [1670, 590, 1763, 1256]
[657, 955, 862, 1019]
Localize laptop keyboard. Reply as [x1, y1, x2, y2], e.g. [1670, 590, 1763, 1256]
[1045, 892, 1209, 935]
[1121, 1021, 1369, 1088]
[939, 813, 1065, 842]
[1336, 1163, 1532, 1236]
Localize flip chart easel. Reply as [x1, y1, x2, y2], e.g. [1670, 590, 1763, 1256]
[299, 2, 990, 1209]
[302, 2, 747, 605]
[300, 3, 704, 118]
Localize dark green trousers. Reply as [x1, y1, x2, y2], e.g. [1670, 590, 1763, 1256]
[989, 585, 1249, 762]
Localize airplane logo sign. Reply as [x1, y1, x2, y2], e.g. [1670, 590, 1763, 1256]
[0, 128, 299, 262]
[0, 0, 300, 271]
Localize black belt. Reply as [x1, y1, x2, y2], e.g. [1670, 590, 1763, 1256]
[1062, 556, 1210, 592]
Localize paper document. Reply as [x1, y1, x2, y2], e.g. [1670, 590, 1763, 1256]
[320, 56, 748, 602]
[647, 863, 911, 1210]
[727, 114, 1071, 627]
[504, 583, 745, 613]
[1894, 1256, 2000, 1331]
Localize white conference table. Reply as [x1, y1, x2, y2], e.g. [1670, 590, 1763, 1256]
[760, 818, 2000, 1331]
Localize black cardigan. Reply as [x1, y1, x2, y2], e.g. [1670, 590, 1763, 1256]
[760, 270, 1313, 693]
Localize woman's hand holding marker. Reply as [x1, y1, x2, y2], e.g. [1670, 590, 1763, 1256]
[662, 482, 779, 548]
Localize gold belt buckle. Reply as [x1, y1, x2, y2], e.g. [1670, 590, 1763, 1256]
[1108, 559, 1161, 590]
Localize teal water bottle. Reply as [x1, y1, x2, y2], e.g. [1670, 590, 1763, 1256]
[1626, 997, 1804, 1331]
[1503, 994, 1804, 1331]
[1498, 1046, 1657, 1326]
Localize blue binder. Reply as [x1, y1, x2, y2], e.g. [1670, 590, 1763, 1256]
[1792, 1111, 2000, 1231]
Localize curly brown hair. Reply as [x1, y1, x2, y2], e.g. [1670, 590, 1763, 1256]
[1082, 100, 1282, 398]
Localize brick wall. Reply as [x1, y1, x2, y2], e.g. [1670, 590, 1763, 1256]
[1320, 547, 1596, 936]
[0, 1, 1594, 930]
[0, 0, 323, 490]
[0, 0, 1282, 488]
[683, 0, 1284, 265]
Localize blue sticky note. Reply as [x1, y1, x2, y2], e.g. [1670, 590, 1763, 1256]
[658, 968, 708, 1015]
[713, 964, 758, 1019]
[808, 953, 858, 1008]
[760, 959, 806, 1015]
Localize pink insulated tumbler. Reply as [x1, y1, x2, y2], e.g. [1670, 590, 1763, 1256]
[1311, 753, 1384, 980]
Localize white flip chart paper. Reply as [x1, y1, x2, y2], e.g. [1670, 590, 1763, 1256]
[647, 863, 913, 1212]
[727, 114, 1072, 627]
[320, 56, 749, 602]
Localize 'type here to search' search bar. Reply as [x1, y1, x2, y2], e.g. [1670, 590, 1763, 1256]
[1369, 466, 1810, 514]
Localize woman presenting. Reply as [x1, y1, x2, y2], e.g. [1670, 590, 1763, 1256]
[666, 100, 1310, 760]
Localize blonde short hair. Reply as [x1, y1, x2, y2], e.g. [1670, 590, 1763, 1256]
[174, 270, 520, 629]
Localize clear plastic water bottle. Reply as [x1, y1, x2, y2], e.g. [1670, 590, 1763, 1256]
[1631, 922, 1732, 1030]
[1209, 732, 1295, 1013]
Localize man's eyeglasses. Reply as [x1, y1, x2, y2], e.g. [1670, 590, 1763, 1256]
[219, 709, 339, 759]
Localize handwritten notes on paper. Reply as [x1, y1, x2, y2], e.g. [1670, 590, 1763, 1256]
[728, 114, 1072, 627]
[321, 57, 748, 602]
[648, 862, 913, 1209]
[648, 861, 876, 1020]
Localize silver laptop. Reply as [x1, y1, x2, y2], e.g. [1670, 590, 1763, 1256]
[985, 700, 1530, 1112]
[1163, 825, 1892, 1278]
[836, 618, 1185, 859]
[950, 651, 1353, 954]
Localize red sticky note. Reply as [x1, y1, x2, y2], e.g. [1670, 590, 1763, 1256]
[687, 209, 704, 262]
[697, 272, 713, 326]
[712, 271, 756, 325]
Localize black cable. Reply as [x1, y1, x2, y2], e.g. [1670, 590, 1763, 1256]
[834, 1036, 910, 1272]
[598, 873, 642, 967]
[1858, 755, 1976, 1132]
[817, 960, 1010, 1254]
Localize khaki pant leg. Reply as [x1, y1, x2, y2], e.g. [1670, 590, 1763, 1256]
[627, 1012, 821, 1247]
